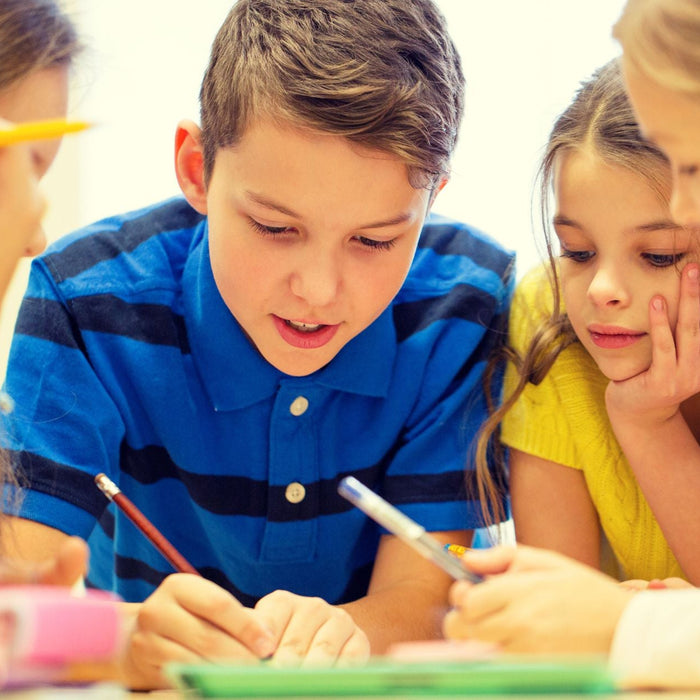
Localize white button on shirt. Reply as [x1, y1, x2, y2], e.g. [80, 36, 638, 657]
[285, 482, 306, 504]
[289, 396, 309, 416]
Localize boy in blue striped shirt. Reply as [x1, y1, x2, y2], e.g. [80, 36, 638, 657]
[1, 0, 514, 689]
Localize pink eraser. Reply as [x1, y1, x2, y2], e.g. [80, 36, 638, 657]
[0, 586, 122, 685]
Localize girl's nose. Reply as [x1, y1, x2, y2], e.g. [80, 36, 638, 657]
[587, 264, 630, 308]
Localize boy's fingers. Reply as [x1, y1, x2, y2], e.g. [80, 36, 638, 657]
[164, 576, 276, 658]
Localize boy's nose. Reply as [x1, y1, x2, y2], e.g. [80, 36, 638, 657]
[289, 253, 341, 307]
[587, 265, 629, 308]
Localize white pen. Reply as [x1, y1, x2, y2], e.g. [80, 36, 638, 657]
[338, 476, 483, 583]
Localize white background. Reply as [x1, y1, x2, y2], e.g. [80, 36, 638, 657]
[0, 0, 628, 371]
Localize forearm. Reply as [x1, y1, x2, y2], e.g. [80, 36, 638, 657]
[341, 578, 450, 654]
[611, 411, 700, 583]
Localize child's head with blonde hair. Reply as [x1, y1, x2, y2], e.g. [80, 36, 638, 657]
[614, 0, 700, 96]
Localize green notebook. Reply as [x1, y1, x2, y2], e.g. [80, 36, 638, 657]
[166, 657, 614, 697]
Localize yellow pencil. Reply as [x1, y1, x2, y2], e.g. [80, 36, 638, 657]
[0, 118, 91, 147]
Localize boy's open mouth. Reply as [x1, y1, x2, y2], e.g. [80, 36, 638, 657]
[285, 320, 324, 333]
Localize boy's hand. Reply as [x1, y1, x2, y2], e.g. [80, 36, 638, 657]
[0, 536, 88, 586]
[254, 590, 370, 667]
[120, 574, 277, 690]
[442, 545, 632, 654]
[605, 262, 700, 428]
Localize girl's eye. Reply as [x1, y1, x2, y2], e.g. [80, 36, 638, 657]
[560, 248, 594, 263]
[678, 164, 698, 177]
[643, 252, 686, 268]
[356, 236, 397, 251]
[249, 219, 292, 236]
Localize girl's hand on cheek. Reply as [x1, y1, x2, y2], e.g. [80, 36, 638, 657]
[605, 263, 700, 429]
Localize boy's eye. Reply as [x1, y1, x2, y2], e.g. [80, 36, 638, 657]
[560, 248, 594, 263]
[249, 219, 292, 236]
[355, 235, 397, 251]
[643, 252, 686, 268]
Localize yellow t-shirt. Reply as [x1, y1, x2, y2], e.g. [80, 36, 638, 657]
[501, 266, 685, 581]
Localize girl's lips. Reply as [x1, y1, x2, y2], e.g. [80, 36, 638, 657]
[588, 329, 645, 349]
[272, 315, 340, 349]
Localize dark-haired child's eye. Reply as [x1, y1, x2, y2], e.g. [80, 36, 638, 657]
[643, 252, 686, 268]
[560, 248, 594, 263]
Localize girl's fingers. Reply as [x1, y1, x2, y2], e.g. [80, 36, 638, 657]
[674, 263, 700, 367]
[647, 295, 676, 377]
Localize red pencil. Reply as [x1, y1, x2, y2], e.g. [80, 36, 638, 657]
[94, 472, 200, 576]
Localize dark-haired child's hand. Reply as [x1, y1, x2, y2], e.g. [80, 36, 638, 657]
[119, 574, 277, 690]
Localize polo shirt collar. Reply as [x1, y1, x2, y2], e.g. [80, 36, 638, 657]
[183, 223, 396, 411]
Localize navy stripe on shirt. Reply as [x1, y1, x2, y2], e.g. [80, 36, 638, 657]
[15, 297, 89, 353]
[393, 284, 500, 344]
[417, 223, 514, 279]
[118, 441, 471, 520]
[42, 199, 205, 282]
[10, 450, 105, 518]
[105, 554, 371, 607]
[17, 295, 191, 353]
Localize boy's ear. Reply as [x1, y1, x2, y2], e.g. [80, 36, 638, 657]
[174, 119, 208, 214]
[428, 176, 449, 209]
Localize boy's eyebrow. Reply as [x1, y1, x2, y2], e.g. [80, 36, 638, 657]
[245, 190, 414, 229]
[246, 191, 299, 217]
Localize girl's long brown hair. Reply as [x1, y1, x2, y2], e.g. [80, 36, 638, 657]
[471, 58, 672, 533]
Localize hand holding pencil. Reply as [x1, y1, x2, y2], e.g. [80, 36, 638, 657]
[94, 473, 280, 690]
[94, 474, 369, 689]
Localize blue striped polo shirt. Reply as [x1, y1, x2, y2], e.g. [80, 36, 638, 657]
[1, 197, 514, 604]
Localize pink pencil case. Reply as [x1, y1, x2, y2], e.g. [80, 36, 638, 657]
[0, 586, 122, 687]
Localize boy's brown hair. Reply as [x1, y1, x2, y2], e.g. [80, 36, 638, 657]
[199, 0, 464, 189]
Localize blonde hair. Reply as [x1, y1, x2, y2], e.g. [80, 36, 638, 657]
[614, 0, 700, 96]
[473, 59, 672, 531]
[199, 0, 464, 189]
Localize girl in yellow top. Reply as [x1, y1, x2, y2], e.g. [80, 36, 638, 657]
[477, 58, 700, 585]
